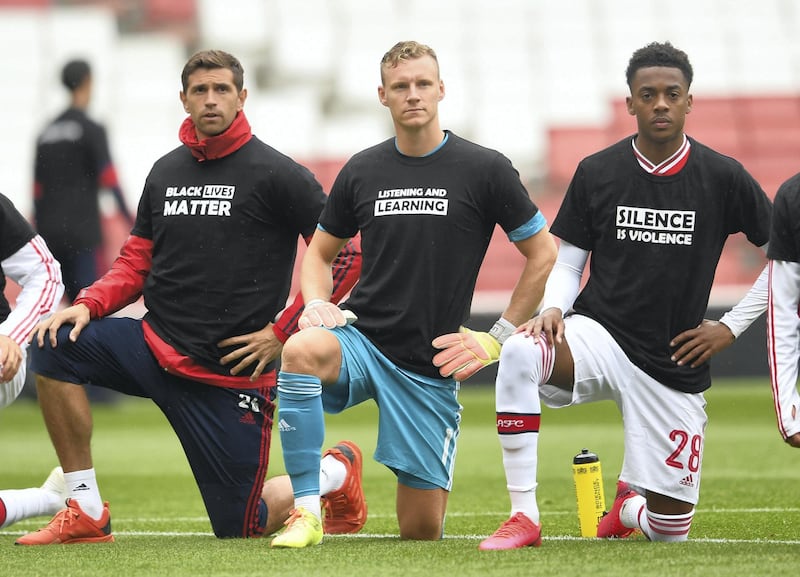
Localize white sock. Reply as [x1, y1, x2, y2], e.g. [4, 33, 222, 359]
[508, 482, 540, 524]
[641, 509, 694, 542]
[64, 469, 104, 520]
[295, 495, 322, 520]
[319, 453, 347, 495]
[494, 334, 553, 524]
[619, 493, 646, 530]
[0, 488, 63, 529]
[0, 466, 66, 528]
[620, 496, 694, 542]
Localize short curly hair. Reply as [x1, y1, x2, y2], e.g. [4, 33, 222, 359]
[626, 42, 693, 88]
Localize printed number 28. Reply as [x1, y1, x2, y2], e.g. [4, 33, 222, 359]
[665, 430, 702, 472]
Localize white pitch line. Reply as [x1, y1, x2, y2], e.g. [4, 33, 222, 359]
[448, 508, 800, 516]
[112, 507, 800, 522]
[3, 508, 798, 544]
[2, 530, 799, 545]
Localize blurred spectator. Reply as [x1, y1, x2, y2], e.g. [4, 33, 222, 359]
[33, 58, 134, 302]
[32, 58, 134, 404]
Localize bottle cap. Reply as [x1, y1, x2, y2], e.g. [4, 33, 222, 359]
[573, 448, 599, 464]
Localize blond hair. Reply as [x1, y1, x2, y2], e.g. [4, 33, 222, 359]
[380, 41, 439, 83]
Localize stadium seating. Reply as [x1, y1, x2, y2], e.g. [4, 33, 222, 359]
[547, 94, 800, 198]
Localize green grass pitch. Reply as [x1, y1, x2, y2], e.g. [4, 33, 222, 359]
[1, 378, 797, 577]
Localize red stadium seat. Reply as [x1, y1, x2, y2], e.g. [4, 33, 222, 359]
[546, 127, 609, 186]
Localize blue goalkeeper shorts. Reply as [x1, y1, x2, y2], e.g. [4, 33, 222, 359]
[323, 324, 462, 491]
[29, 317, 274, 538]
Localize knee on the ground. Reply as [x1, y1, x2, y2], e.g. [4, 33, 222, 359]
[399, 519, 444, 541]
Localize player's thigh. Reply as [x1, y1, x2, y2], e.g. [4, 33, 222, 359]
[325, 327, 461, 491]
[619, 373, 706, 505]
[374, 374, 460, 492]
[159, 378, 275, 538]
[28, 318, 162, 397]
[540, 314, 630, 408]
[321, 325, 382, 413]
[326, 331, 457, 532]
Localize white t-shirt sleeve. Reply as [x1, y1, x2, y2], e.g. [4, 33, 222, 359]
[541, 240, 588, 315]
[767, 259, 800, 439]
[718, 264, 768, 338]
[0, 235, 64, 347]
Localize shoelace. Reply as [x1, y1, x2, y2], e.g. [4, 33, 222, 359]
[284, 509, 304, 527]
[285, 508, 321, 531]
[54, 507, 79, 535]
[492, 515, 532, 538]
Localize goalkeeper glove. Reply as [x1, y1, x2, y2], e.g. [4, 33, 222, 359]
[299, 299, 358, 330]
[432, 318, 515, 381]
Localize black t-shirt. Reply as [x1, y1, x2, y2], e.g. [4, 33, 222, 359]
[34, 107, 112, 249]
[132, 136, 326, 374]
[320, 131, 540, 377]
[768, 172, 800, 262]
[552, 136, 772, 393]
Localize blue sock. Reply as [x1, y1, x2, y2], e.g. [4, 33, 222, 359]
[277, 371, 324, 498]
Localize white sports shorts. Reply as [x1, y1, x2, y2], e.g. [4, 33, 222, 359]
[0, 348, 27, 410]
[540, 314, 706, 504]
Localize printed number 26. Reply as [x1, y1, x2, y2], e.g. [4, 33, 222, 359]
[238, 394, 261, 413]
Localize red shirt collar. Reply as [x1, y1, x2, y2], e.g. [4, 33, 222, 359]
[632, 134, 691, 176]
[179, 111, 252, 161]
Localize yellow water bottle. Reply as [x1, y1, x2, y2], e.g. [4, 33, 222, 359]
[572, 448, 606, 537]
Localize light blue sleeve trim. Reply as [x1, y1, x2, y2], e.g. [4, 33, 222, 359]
[317, 222, 356, 240]
[507, 212, 546, 242]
